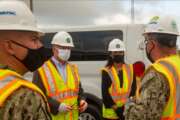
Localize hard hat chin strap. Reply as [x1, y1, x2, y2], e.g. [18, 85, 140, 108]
[10, 40, 30, 50]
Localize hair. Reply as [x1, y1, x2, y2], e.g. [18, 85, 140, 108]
[105, 52, 114, 67]
[147, 33, 177, 48]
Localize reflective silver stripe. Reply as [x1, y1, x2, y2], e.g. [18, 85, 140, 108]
[70, 91, 77, 96]
[43, 64, 56, 94]
[124, 64, 133, 93]
[64, 91, 68, 97]
[159, 61, 179, 84]
[108, 69, 117, 94]
[53, 91, 78, 100]
[176, 82, 180, 115]
[125, 64, 132, 83]
[59, 93, 63, 99]
[0, 76, 16, 89]
[69, 64, 79, 89]
[158, 60, 180, 115]
[112, 94, 128, 100]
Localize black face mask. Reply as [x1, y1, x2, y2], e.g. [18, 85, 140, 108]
[112, 55, 124, 63]
[11, 41, 53, 72]
[145, 42, 155, 63]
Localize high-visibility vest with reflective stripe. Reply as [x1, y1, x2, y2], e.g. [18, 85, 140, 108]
[148, 55, 180, 120]
[102, 64, 134, 119]
[0, 69, 48, 107]
[38, 60, 80, 120]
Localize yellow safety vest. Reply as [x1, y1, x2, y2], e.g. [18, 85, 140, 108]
[38, 60, 80, 120]
[146, 55, 180, 120]
[102, 64, 134, 119]
[0, 69, 48, 108]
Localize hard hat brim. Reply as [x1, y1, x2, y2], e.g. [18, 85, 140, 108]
[0, 25, 44, 36]
[143, 31, 179, 36]
[51, 43, 74, 47]
[108, 49, 126, 52]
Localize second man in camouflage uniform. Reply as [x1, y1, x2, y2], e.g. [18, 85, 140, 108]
[124, 16, 180, 120]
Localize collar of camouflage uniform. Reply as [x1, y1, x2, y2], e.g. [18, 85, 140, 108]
[0, 64, 15, 71]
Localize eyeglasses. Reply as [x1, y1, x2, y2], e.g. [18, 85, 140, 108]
[144, 38, 149, 45]
[138, 38, 149, 50]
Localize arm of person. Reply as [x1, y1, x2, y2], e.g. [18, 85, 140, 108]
[102, 70, 125, 119]
[124, 69, 170, 120]
[0, 87, 52, 120]
[33, 71, 60, 115]
[101, 70, 116, 107]
[78, 82, 88, 112]
[78, 82, 86, 101]
[129, 73, 137, 97]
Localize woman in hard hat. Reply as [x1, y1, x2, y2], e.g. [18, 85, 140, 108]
[101, 38, 145, 120]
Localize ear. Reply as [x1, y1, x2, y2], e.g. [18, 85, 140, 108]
[148, 40, 156, 49]
[52, 46, 58, 56]
[3, 40, 15, 55]
[52, 46, 56, 53]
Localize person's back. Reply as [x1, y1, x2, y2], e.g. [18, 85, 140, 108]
[124, 16, 180, 120]
[0, 1, 52, 119]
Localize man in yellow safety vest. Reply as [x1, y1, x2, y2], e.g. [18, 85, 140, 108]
[124, 16, 180, 120]
[0, 1, 52, 119]
[33, 31, 88, 120]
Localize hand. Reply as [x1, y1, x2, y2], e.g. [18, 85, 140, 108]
[112, 104, 118, 110]
[129, 96, 136, 102]
[79, 100, 88, 113]
[58, 103, 72, 113]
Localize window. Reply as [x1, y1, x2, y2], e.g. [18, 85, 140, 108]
[41, 33, 55, 48]
[41, 30, 123, 61]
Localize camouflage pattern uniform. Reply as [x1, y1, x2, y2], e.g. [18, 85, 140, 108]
[124, 68, 170, 120]
[0, 65, 52, 120]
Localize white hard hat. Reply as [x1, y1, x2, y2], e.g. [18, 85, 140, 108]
[108, 38, 125, 52]
[51, 31, 74, 47]
[0, 1, 43, 34]
[143, 16, 179, 36]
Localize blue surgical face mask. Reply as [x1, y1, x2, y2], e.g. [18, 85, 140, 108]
[57, 49, 71, 61]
